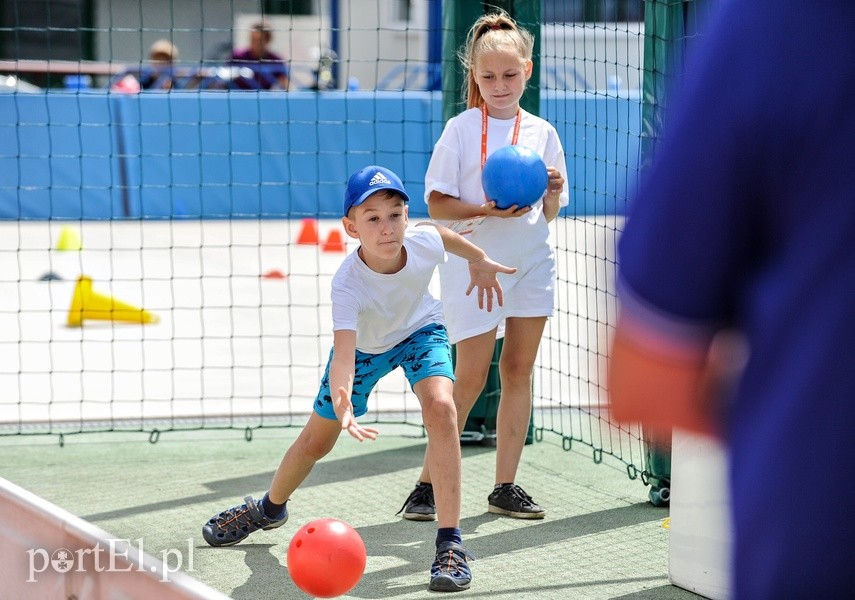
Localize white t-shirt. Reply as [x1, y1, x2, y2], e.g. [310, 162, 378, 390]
[425, 108, 570, 343]
[331, 226, 447, 354]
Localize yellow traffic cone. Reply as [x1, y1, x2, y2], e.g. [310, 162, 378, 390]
[56, 226, 82, 251]
[67, 276, 159, 327]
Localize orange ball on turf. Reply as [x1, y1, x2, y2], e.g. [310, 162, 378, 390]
[287, 518, 367, 598]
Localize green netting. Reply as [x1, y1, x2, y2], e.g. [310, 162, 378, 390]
[0, 1, 702, 494]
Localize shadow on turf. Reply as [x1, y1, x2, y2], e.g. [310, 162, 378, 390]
[203, 502, 663, 599]
[611, 584, 706, 600]
[195, 543, 300, 599]
[82, 441, 492, 522]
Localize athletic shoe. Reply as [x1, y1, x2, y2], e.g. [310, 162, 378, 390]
[429, 541, 474, 592]
[202, 495, 288, 547]
[396, 482, 436, 521]
[487, 483, 545, 519]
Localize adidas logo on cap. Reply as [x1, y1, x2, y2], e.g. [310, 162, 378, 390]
[368, 172, 392, 187]
[344, 165, 409, 217]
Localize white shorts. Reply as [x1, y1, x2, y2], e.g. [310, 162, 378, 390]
[440, 252, 555, 345]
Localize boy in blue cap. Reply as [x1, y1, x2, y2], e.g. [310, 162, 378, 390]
[202, 165, 516, 592]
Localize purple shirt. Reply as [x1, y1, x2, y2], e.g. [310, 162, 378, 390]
[229, 49, 289, 90]
[618, 2, 855, 598]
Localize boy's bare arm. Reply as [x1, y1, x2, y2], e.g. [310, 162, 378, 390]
[330, 329, 379, 441]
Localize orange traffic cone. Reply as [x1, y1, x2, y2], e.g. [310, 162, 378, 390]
[322, 229, 347, 253]
[262, 269, 288, 279]
[296, 219, 319, 245]
[67, 276, 159, 327]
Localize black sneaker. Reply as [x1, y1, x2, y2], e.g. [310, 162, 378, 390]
[487, 484, 545, 519]
[202, 495, 288, 547]
[396, 482, 436, 521]
[429, 541, 474, 592]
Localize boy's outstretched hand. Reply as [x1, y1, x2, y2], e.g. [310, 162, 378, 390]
[466, 258, 518, 312]
[336, 386, 380, 442]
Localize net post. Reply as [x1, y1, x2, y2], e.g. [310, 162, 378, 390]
[440, 1, 541, 121]
[499, 0, 541, 116]
[638, 0, 694, 502]
[440, 0, 482, 123]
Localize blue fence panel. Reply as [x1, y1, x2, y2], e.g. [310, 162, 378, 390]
[0, 92, 119, 219]
[548, 91, 642, 217]
[0, 90, 640, 220]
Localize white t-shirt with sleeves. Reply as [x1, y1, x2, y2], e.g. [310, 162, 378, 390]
[424, 108, 570, 344]
[331, 226, 447, 354]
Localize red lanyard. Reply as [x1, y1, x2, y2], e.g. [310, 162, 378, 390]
[480, 104, 521, 170]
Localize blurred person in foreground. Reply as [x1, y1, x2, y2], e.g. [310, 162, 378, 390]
[608, 2, 855, 599]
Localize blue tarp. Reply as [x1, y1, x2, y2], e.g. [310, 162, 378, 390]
[0, 90, 640, 219]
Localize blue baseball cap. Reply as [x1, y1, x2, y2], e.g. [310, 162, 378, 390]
[343, 166, 410, 216]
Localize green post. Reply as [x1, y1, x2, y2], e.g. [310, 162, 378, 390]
[440, 1, 483, 123]
[640, 0, 688, 169]
[492, 0, 540, 116]
[441, 0, 541, 122]
[638, 0, 695, 505]
[441, 1, 540, 446]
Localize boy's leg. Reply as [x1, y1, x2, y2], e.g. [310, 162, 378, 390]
[414, 375, 473, 592]
[268, 413, 344, 503]
[413, 376, 461, 528]
[202, 413, 342, 547]
[267, 341, 382, 504]
[410, 329, 497, 486]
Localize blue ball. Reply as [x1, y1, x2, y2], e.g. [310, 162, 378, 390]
[481, 145, 548, 210]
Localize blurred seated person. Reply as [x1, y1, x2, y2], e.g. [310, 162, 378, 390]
[139, 39, 179, 90]
[229, 21, 290, 90]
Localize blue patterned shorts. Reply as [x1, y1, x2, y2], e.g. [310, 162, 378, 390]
[313, 323, 454, 420]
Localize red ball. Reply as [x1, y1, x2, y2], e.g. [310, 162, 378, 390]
[287, 518, 367, 598]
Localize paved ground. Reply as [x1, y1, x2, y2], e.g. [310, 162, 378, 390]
[0, 425, 704, 599]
